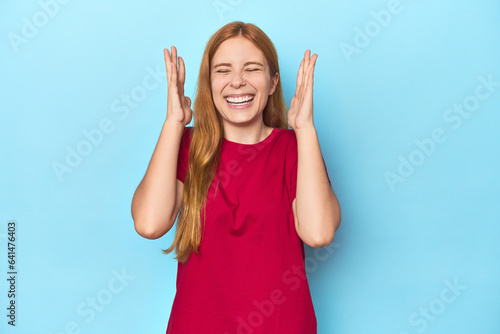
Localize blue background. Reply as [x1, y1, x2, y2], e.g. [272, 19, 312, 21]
[1, 0, 499, 333]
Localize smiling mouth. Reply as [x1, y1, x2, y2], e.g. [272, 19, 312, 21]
[225, 95, 255, 105]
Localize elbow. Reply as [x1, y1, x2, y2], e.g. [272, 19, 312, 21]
[334, 210, 341, 232]
[309, 232, 335, 248]
[132, 212, 172, 240]
[131, 201, 173, 240]
[311, 193, 341, 248]
[301, 226, 334, 248]
[134, 222, 163, 240]
[308, 216, 340, 248]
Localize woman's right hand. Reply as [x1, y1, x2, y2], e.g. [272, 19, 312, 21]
[164, 46, 193, 126]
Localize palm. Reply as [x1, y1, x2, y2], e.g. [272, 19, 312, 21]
[288, 50, 318, 131]
[164, 46, 193, 126]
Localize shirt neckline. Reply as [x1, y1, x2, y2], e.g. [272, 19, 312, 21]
[222, 127, 278, 149]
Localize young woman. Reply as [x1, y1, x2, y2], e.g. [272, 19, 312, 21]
[131, 21, 341, 334]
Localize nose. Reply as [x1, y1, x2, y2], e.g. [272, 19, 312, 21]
[230, 71, 246, 88]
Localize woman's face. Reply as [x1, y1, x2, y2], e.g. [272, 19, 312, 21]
[211, 36, 279, 127]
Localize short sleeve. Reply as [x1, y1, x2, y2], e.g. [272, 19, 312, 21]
[177, 126, 192, 183]
[290, 136, 332, 202]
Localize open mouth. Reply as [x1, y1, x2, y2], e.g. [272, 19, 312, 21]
[225, 95, 255, 106]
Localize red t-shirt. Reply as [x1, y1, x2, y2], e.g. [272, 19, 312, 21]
[166, 126, 331, 334]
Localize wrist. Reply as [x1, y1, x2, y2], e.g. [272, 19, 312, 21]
[163, 118, 186, 132]
[294, 124, 316, 135]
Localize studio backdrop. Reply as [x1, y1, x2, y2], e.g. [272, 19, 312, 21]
[1, 0, 499, 333]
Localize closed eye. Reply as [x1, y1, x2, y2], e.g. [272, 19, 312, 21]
[216, 69, 260, 73]
[215, 68, 261, 74]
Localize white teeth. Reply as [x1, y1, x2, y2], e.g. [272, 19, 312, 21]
[226, 95, 254, 103]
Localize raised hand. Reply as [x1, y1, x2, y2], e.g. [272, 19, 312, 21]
[287, 50, 318, 131]
[164, 46, 193, 126]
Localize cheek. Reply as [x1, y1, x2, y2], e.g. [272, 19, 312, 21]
[252, 76, 271, 90]
[211, 79, 227, 97]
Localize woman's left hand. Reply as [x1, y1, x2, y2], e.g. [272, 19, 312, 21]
[287, 50, 318, 131]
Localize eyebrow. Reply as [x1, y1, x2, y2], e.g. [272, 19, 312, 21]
[213, 61, 264, 69]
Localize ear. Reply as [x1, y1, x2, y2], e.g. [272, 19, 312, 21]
[269, 72, 280, 96]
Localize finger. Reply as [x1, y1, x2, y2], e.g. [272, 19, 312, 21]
[178, 56, 186, 101]
[302, 50, 310, 82]
[309, 54, 318, 84]
[170, 62, 178, 92]
[164, 48, 172, 81]
[299, 50, 311, 95]
[171, 46, 178, 73]
[298, 52, 309, 99]
[308, 53, 317, 76]
[303, 64, 313, 94]
[178, 56, 186, 86]
[178, 56, 186, 94]
[304, 60, 316, 100]
[311, 53, 318, 68]
[306, 65, 314, 94]
[295, 58, 304, 98]
[303, 53, 317, 91]
[302, 68, 310, 95]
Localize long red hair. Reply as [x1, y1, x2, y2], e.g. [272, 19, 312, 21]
[162, 21, 288, 263]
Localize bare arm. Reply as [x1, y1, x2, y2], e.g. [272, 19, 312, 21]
[131, 121, 185, 239]
[292, 127, 341, 248]
[288, 50, 341, 248]
[131, 46, 192, 239]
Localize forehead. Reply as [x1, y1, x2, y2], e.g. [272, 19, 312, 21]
[212, 36, 266, 65]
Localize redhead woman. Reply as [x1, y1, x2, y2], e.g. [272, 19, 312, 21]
[131, 21, 341, 334]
